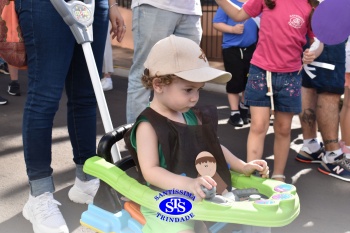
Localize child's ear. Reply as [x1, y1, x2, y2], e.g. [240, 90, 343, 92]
[153, 78, 163, 92]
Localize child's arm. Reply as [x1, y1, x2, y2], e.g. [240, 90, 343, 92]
[213, 22, 245, 35]
[136, 121, 217, 199]
[221, 145, 269, 178]
[215, 0, 251, 22]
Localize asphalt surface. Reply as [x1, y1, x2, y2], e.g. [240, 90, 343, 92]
[0, 56, 349, 233]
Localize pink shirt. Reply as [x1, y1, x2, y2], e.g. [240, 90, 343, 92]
[243, 0, 313, 72]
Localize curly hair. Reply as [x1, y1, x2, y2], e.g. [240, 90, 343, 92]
[141, 68, 177, 89]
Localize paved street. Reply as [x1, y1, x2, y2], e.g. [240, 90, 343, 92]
[0, 67, 349, 233]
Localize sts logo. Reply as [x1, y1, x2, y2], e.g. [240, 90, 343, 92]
[155, 190, 195, 222]
[159, 197, 192, 215]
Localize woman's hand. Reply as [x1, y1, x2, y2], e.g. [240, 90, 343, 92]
[241, 160, 269, 178]
[109, 5, 126, 42]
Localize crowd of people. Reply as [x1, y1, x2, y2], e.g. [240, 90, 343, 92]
[1, 0, 348, 232]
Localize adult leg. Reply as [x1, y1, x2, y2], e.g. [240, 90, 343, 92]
[340, 83, 350, 148]
[127, 6, 181, 123]
[19, 0, 76, 232]
[20, 0, 76, 195]
[299, 87, 318, 139]
[318, 93, 350, 182]
[66, 0, 108, 204]
[126, 6, 201, 123]
[296, 87, 325, 163]
[317, 93, 341, 153]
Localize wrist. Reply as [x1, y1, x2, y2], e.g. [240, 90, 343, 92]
[231, 26, 235, 33]
[109, 2, 118, 10]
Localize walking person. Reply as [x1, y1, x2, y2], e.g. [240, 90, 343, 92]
[16, 0, 126, 232]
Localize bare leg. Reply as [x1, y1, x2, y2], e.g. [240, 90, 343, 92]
[299, 87, 318, 139]
[227, 93, 240, 111]
[272, 111, 294, 177]
[317, 92, 341, 152]
[8, 65, 19, 81]
[340, 85, 350, 146]
[246, 106, 270, 162]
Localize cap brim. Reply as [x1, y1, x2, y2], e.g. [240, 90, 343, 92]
[174, 66, 232, 84]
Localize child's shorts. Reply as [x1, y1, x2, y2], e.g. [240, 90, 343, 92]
[140, 206, 195, 233]
[244, 65, 302, 114]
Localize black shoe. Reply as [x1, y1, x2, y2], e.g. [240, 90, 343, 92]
[0, 96, 8, 105]
[8, 81, 21, 96]
[239, 105, 250, 124]
[228, 113, 244, 127]
[0, 63, 9, 74]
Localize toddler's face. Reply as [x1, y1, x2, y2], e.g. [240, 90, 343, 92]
[161, 77, 205, 113]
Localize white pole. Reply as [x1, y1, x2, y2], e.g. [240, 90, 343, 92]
[82, 42, 121, 162]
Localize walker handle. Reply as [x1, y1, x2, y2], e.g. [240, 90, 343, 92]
[50, 0, 95, 44]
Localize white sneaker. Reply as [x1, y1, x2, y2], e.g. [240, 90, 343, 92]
[23, 192, 69, 233]
[68, 178, 99, 204]
[101, 77, 113, 91]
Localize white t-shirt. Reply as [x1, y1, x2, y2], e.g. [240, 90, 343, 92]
[131, 0, 202, 16]
[346, 36, 350, 73]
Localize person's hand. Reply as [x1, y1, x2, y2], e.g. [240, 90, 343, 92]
[232, 24, 244, 34]
[188, 176, 217, 200]
[302, 48, 317, 65]
[241, 160, 269, 178]
[109, 6, 126, 42]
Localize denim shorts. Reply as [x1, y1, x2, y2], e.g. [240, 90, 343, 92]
[302, 42, 346, 94]
[244, 65, 302, 114]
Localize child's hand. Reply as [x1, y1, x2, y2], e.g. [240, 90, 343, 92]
[232, 24, 244, 34]
[242, 160, 269, 178]
[189, 176, 217, 200]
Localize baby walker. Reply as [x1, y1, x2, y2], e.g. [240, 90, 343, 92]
[80, 124, 300, 233]
[51, 1, 300, 232]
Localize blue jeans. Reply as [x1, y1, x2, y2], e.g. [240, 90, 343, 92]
[126, 4, 202, 123]
[16, 0, 109, 196]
